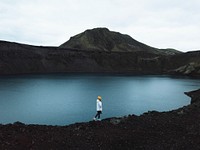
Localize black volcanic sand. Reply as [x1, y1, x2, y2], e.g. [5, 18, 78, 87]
[0, 89, 200, 150]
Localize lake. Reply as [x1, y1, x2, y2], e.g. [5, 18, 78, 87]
[0, 74, 199, 125]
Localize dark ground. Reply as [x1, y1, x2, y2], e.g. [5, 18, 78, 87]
[0, 89, 200, 150]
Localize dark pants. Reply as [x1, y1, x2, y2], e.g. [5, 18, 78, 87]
[95, 111, 102, 119]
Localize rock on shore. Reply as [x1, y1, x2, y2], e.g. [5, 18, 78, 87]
[0, 89, 200, 149]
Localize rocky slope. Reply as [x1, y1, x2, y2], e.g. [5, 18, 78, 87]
[0, 89, 200, 150]
[167, 51, 200, 76]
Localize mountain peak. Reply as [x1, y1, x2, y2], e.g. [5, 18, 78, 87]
[60, 28, 180, 55]
[85, 27, 110, 32]
[60, 27, 147, 52]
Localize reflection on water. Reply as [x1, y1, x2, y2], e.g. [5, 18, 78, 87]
[0, 74, 199, 125]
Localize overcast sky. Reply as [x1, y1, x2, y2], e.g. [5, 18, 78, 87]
[0, 0, 200, 52]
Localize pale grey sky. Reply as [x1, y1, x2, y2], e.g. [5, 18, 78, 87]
[0, 0, 200, 52]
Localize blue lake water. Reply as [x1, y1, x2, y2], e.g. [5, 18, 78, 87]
[0, 74, 199, 125]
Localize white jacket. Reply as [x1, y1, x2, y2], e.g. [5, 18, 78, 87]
[96, 99, 102, 111]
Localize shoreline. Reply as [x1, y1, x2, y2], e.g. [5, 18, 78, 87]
[0, 72, 199, 79]
[0, 89, 200, 149]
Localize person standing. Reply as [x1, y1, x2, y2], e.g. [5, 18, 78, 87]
[93, 96, 102, 121]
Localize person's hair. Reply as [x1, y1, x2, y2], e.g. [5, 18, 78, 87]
[98, 96, 102, 100]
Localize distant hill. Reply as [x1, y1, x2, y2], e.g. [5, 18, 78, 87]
[60, 28, 181, 55]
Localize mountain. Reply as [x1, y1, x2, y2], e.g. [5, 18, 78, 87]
[0, 28, 199, 76]
[60, 28, 181, 55]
